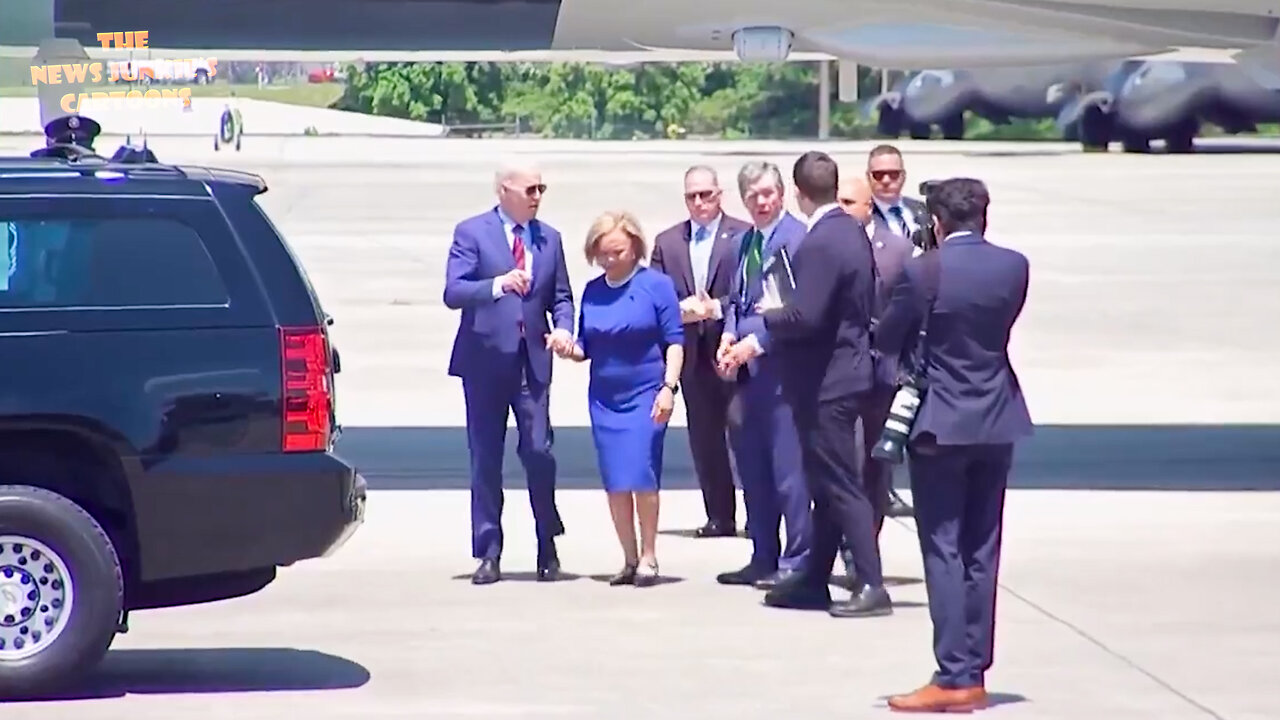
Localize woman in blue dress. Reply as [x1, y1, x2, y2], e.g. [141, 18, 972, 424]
[555, 210, 684, 587]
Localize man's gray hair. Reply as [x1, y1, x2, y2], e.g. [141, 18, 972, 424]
[684, 164, 719, 184]
[737, 161, 785, 198]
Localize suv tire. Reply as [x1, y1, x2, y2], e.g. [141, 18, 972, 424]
[0, 485, 123, 698]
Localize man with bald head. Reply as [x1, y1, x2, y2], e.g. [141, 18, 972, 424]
[444, 161, 576, 585]
[839, 173, 915, 550]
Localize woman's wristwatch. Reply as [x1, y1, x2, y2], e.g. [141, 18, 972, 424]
[663, 381, 680, 395]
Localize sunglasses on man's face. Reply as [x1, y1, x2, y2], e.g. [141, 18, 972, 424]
[519, 183, 547, 198]
[869, 169, 903, 182]
[684, 189, 718, 202]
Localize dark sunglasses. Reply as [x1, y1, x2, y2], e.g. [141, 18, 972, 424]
[684, 189, 717, 202]
[520, 183, 547, 198]
[869, 170, 903, 182]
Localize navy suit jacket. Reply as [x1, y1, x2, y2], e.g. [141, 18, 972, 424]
[443, 208, 574, 386]
[754, 207, 878, 407]
[724, 212, 806, 379]
[873, 232, 1033, 446]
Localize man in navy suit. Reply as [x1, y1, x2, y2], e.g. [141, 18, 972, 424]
[720, 151, 891, 619]
[874, 178, 1033, 712]
[834, 174, 916, 583]
[713, 160, 811, 590]
[443, 162, 576, 585]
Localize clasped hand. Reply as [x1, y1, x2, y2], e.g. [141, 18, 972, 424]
[500, 268, 532, 296]
[714, 333, 760, 378]
[679, 290, 719, 323]
[544, 329, 576, 358]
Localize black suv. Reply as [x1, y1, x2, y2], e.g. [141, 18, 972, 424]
[0, 119, 366, 696]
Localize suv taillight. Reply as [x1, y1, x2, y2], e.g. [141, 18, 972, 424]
[280, 326, 333, 452]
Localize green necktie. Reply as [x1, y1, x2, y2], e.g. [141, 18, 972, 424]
[743, 228, 763, 281]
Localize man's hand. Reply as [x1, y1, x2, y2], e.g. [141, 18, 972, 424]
[499, 268, 532, 296]
[717, 337, 762, 376]
[680, 290, 720, 323]
[716, 333, 735, 365]
[544, 329, 573, 355]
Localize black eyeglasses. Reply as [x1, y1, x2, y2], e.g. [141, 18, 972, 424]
[869, 170, 903, 182]
[684, 189, 717, 202]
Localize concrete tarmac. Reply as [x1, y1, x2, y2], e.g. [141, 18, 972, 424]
[5, 137, 1279, 719]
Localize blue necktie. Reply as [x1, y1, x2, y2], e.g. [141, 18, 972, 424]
[888, 206, 908, 236]
[693, 225, 709, 290]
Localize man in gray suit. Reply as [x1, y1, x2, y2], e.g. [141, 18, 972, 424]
[866, 144, 928, 244]
[838, 174, 914, 529]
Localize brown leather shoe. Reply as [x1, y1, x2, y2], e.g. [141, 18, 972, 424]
[887, 683, 987, 713]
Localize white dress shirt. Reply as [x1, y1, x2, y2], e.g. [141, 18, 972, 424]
[491, 206, 533, 298]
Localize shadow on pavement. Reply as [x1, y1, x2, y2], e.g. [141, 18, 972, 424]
[9, 648, 369, 702]
[336, 424, 1280, 491]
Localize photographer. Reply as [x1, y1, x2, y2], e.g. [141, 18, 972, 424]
[872, 178, 1033, 713]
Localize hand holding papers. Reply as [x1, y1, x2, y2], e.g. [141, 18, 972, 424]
[754, 247, 796, 314]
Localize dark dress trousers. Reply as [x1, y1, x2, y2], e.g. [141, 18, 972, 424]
[650, 213, 752, 529]
[443, 208, 575, 561]
[722, 212, 811, 574]
[873, 230, 1033, 690]
[745, 206, 885, 592]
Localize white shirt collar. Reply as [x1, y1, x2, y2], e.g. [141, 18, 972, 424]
[943, 230, 975, 242]
[496, 206, 523, 233]
[805, 203, 841, 231]
[691, 213, 722, 240]
[757, 211, 786, 240]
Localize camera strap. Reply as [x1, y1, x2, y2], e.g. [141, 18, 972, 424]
[911, 249, 943, 385]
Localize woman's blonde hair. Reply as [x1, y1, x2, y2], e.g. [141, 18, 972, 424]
[584, 210, 648, 265]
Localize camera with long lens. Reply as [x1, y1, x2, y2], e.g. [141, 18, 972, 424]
[870, 372, 926, 464]
[908, 180, 940, 252]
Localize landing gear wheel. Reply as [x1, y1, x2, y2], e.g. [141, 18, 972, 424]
[939, 114, 965, 140]
[1121, 133, 1150, 153]
[1077, 105, 1112, 152]
[876, 107, 903, 138]
[0, 486, 123, 698]
[907, 123, 931, 140]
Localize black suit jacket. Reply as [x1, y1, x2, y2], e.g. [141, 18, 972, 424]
[651, 213, 751, 376]
[761, 207, 877, 406]
[870, 195, 927, 235]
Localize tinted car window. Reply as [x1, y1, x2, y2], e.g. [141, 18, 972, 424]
[0, 217, 228, 308]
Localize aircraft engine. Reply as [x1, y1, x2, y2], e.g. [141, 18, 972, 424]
[732, 26, 794, 63]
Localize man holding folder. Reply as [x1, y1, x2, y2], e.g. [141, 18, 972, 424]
[719, 151, 891, 619]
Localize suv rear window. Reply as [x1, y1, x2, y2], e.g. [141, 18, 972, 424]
[0, 218, 228, 308]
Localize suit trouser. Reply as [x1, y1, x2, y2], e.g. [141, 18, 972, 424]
[682, 357, 737, 527]
[462, 346, 564, 560]
[858, 382, 896, 534]
[792, 392, 884, 590]
[729, 373, 811, 573]
[908, 441, 1013, 689]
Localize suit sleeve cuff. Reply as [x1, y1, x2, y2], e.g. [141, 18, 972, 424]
[745, 334, 764, 355]
[491, 278, 504, 298]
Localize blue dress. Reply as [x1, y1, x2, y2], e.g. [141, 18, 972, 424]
[576, 266, 684, 492]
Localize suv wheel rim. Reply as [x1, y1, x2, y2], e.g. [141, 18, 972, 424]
[0, 537, 75, 661]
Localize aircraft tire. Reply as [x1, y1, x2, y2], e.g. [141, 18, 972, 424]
[908, 123, 931, 140]
[876, 107, 903, 137]
[1076, 106, 1112, 152]
[1120, 133, 1150, 153]
[939, 114, 965, 140]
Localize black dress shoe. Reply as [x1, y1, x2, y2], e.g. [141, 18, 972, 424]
[829, 585, 893, 618]
[537, 559, 561, 582]
[754, 567, 800, 590]
[763, 576, 831, 610]
[716, 565, 771, 586]
[887, 489, 914, 518]
[694, 521, 736, 538]
[537, 541, 560, 582]
[471, 558, 500, 585]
